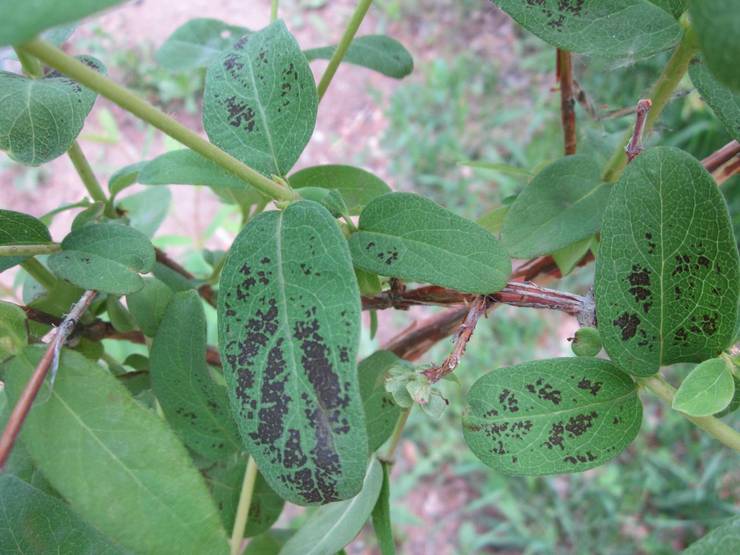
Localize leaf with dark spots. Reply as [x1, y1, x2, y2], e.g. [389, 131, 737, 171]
[218, 200, 367, 506]
[463, 358, 641, 475]
[595, 147, 739, 376]
[203, 20, 317, 177]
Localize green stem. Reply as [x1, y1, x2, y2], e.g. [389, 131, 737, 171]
[13, 47, 43, 77]
[19, 39, 297, 203]
[271, 0, 279, 22]
[601, 29, 698, 182]
[317, 0, 373, 100]
[230, 456, 258, 555]
[21, 259, 57, 291]
[640, 374, 740, 452]
[67, 141, 108, 203]
[382, 408, 410, 461]
[0, 244, 61, 256]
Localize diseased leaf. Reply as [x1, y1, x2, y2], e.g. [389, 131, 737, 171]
[672, 357, 735, 416]
[289, 165, 392, 216]
[0, 0, 123, 46]
[359, 351, 402, 452]
[349, 193, 511, 294]
[595, 147, 739, 376]
[203, 20, 318, 177]
[0, 209, 51, 272]
[690, 0, 740, 91]
[371, 461, 396, 555]
[690, 58, 740, 141]
[304, 35, 413, 79]
[150, 290, 241, 459]
[279, 458, 383, 555]
[501, 155, 608, 258]
[0, 475, 126, 554]
[48, 223, 155, 294]
[126, 277, 174, 336]
[156, 18, 250, 71]
[4, 347, 229, 554]
[218, 200, 368, 505]
[0, 56, 105, 165]
[491, 0, 681, 59]
[463, 358, 642, 475]
[682, 516, 740, 554]
[0, 301, 27, 360]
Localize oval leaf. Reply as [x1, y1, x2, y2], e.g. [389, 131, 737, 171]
[682, 517, 740, 555]
[0, 301, 27, 360]
[491, 0, 681, 59]
[462, 358, 642, 475]
[304, 35, 413, 79]
[150, 290, 241, 459]
[672, 357, 735, 416]
[359, 350, 402, 452]
[501, 155, 608, 258]
[689, 58, 740, 141]
[0, 209, 51, 272]
[0, 56, 105, 165]
[595, 147, 739, 376]
[3, 347, 229, 554]
[371, 461, 396, 555]
[690, 0, 740, 91]
[203, 20, 318, 177]
[279, 458, 383, 555]
[156, 18, 250, 72]
[349, 192, 511, 293]
[48, 222, 155, 294]
[218, 200, 368, 505]
[126, 276, 174, 336]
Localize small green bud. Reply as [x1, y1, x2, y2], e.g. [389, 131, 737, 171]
[571, 326, 602, 357]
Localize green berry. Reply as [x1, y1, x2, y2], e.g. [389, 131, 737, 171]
[571, 327, 602, 357]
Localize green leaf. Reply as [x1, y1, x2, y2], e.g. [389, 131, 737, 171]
[289, 164, 392, 216]
[245, 530, 294, 554]
[0, 0, 123, 46]
[477, 205, 510, 236]
[359, 351, 402, 452]
[689, 0, 740, 91]
[0, 56, 105, 165]
[349, 193, 511, 294]
[203, 20, 318, 177]
[595, 147, 739, 376]
[716, 375, 740, 417]
[105, 296, 136, 332]
[108, 161, 145, 200]
[297, 187, 349, 218]
[150, 290, 241, 459]
[0, 301, 27, 361]
[0, 475, 126, 554]
[156, 18, 250, 72]
[0, 209, 51, 272]
[279, 458, 383, 555]
[3, 347, 229, 554]
[117, 187, 171, 237]
[682, 516, 740, 554]
[491, 0, 681, 59]
[218, 200, 368, 505]
[672, 357, 735, 416]
[501, 156, 608, 258]
[126, 276, 174, 336]
[689, 58, 740, 141]
[648, 0, 686, 18]
[371, 461, 396, 555]
[463, 358, 642, 475]
[552, 235, 597, 276]
[48, 223, 155, 294]
[304, 35, 413, 79]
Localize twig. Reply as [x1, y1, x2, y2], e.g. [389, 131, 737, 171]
[0, 290, 97, 469]
[155, 248, 217, 307]
[625, 99, 652, 162]
[702, 139, 740, 173]
[230, 456, 258, 555]
[557, 49, 577, 155]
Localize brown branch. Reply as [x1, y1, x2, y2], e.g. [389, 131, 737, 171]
[155, 248, 216, 307]
[0, 290, 97, 469]
[702, 139, 740, 174]
[557, 49, 577, 155]
[625, 98, 652, 162]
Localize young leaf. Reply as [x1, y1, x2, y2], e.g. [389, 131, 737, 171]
[371, 461, 396, 555]
[462, 358, 642, 475]
[3, 347, 230, 554]
[279, 457, 383, 555]
[218, 200, 368, 505]
[672, 357, 735, 417]
[359, 350, 402, 452]
[289, 164, 392, 215]
[349, 193, 511, 294]
[108, 160, 145, 199]
[0, 301, 28, 360]
[150, 290, 241, 459]
[0, 209, 52, 272]
[0, 56, 105, 165]
[689, 0, 740, 91]
[126, 276, 174, 336]
[48, 222, 155, 294]
[595, 147, 739, 376]
[477, 205, 510, 236]
[304, 35, 413, 79]
[156, 18, 250, 71]
[296, 187, 349, 218]
[501, 155, 608, 258]
[0, 475, 126, 554]
[491, 0, 681, 59]
[716, 375, 740, 417]
[0, 0, 123, 46]
[203, 20, 318, 177]
[552, 235, 596, 276]
[117, 187, 172, 237]
[682, 516, 740, 554]
[689, 58, 740, 141]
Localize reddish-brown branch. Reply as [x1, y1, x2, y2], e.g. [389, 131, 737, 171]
[155, 248, 216, 307]
[702, 139, 740, 174]
[0, 290, 97, 469]
[557, 49, 577, 155]
[625, 99, 652, 162]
